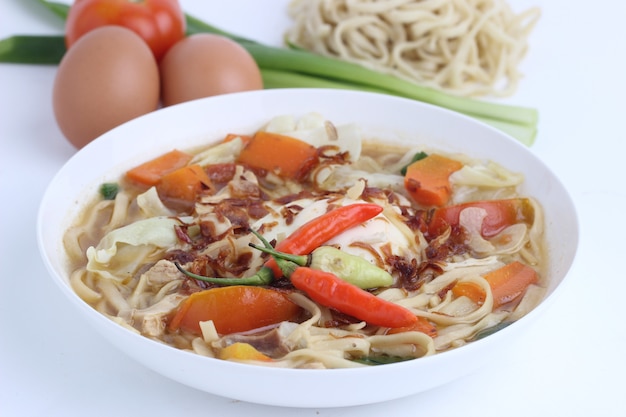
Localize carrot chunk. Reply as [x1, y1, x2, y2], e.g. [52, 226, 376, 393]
[125, 149, 193, 187]
[451, 281, 486, 305]
[236, 130, 319, 180]
[486, 261, 538, 308]
[156, 164, 215, 204]
[403, 154, 463, 207]
[168, 286, 302, 335]
[452, 261, 538, 309]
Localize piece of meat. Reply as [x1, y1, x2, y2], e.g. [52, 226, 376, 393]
[142, 259, 185, 286]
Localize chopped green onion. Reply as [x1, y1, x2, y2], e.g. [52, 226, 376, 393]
[99, 183, 119, 200]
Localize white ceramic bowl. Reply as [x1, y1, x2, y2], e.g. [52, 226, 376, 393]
[37, 89, 578, 408]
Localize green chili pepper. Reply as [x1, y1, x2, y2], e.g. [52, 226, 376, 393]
[174, 262, 273, 286]
[268, 246, 418, 329]
[251, 229, 418, 328]
[263, 203, 383, 279]
[249, 230, 393, 289]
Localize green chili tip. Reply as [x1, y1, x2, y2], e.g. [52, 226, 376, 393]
[248, 229, 301, 277]
[174, 262, 273, 286]
[248, 241, 309, 266]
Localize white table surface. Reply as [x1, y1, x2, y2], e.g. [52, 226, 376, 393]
[1, 1, 625, 416]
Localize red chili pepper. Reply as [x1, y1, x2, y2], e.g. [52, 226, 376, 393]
[279, 259, 417, 329]
[264, 203, 383, 278]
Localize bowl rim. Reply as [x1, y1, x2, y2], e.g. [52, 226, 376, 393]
[36, 88, 580, 407]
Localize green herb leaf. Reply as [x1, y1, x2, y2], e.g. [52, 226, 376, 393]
[99, 183, 119, 200]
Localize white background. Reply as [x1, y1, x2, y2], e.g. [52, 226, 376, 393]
[1, 1, 625, 416]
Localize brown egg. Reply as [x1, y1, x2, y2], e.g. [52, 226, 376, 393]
[159, 34, 263, 107]
[53, 26, 160, 149]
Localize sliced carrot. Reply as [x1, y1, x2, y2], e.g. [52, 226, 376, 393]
[428, 198, 534, 238]
[451, 261, 538, 309]
[219, 342, 273, 362]
[168, 286, 302, 335]
[403, 154, 463, 207]
[451, 281, 486, 305]
[386, 316, 438, 338]
[236, 130, 319, 180]
[156, 164, 215, 204]
[486, 261, 538, 308]
[125, 149, 193, 187]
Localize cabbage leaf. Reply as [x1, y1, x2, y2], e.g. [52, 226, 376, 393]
[86, 216, 192, 280]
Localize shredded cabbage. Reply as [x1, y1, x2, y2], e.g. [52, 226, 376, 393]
[191, 136, 243, 166]
[450, 161, 524, 187]
[136, 187, 174, 217]
[86, 216, 192, 280]
[314, 164, 404, 192]
[264, 113, 362, 160]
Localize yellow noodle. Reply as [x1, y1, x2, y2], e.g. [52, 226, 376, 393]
[368, 331, 435, 357]
[98, 279, 130, 314]
[106, 190, 132, 233]
[191, 337, 216, 358]
[286, 0, 540, 97]
[279, 348, 368, 368]
[69, 269, 101, 305]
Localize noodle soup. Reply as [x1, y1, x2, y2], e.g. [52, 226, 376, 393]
[63, 112, 547, 369]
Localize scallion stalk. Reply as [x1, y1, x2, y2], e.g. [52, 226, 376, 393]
[0, 34, 65, 64]
[261, 68, 383, 93]
[246, 43, 537, 125]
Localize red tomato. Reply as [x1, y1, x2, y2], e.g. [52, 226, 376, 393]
[65, 0, 186, 61]
[428, 198, 535, 238]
